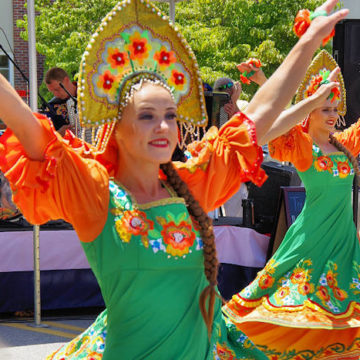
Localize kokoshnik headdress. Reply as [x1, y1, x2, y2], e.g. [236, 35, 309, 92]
[295, 50, 347, 128]
[77, 0, 207, 153]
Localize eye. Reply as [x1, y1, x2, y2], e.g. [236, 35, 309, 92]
[138, 113, 153, 120]
[166, 112, 177, 121]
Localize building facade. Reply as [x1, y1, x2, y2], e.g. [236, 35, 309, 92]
[0, 0, 44, 98]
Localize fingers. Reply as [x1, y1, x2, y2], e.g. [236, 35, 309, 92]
[316, 0, 339, 14]
[236, 63, 252, 72]
[328, 67, 340, 82]
[327, 8, 349, 25]
[317, 81, 339, 98]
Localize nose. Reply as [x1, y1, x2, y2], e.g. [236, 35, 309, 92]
[155, 118, 170, 132]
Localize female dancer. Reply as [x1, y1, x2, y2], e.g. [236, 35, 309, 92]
[223, 50, 360, 359]
[0, 0, 346, 359]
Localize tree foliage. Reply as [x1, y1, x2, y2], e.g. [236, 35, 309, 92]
[18, 0, 332, 100]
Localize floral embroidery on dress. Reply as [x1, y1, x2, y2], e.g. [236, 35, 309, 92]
[213, 342, 236, 360]
[109, 181, 203, 259]
[314, 155, 333, 173]
[350, 261, 360, 295]
[312, 145, 354, 178]
[243, 259, 278, 296]
[336, 160, 352, 178]
[149, 212, 198, 257]
[274, 259, 314, 306]
[316, 261, 348, 312]
[115, 210, 154, 247]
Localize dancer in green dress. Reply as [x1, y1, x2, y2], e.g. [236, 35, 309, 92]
[0, 0, 346, 359]
[223, 50, 360, 359]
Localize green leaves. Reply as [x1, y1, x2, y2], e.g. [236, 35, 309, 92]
[18, 0, 328, 101]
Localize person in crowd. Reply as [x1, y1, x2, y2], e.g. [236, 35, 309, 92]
[0, 0, 346, 359]
[223, 49, 360, 358]
[213, 61, 267, 119]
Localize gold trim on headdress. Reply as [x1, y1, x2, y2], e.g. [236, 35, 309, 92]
[295, 50, 346, 117]
[77, 0, 207, 153]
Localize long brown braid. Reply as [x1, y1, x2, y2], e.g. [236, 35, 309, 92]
[329, 133, 360, 184]
[160, 162, 220, 338]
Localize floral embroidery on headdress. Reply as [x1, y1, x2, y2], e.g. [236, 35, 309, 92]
[78, 0, 208, 153]
[295, 50, 346, 117]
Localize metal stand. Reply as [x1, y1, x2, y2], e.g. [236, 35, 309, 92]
[27, 0, 44, 328]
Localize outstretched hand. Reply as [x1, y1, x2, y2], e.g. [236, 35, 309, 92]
[236, 62, 267, 86]
[309, 67, 340, 108]
[305, 0, 348, 45]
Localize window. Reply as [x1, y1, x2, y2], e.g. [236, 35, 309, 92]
[0, 54, 13, 85]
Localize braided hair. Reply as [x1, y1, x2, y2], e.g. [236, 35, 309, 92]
[329, 133, 360, 184]
[160, 162, 220, 338]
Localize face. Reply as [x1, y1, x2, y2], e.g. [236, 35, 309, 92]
[114, 83, 178, 166]
[309, 98, 340, 133]
[46, 77, 71, 99]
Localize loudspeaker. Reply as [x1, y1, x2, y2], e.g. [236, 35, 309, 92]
[247, 161, 301, 233]
[333, 20, 360, 129]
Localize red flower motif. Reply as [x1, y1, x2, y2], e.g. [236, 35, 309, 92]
[154, 46, 176, 69]
[247, 58, 262, 68]
[333, 287, 347, 301]
[337, 161, 351, 178]
[125, 31, 152, 65]
[258, 274, 275, 289]
[107, 48, 128, 69]
[298, 282, 314, 296]
[115, 210, 154, 247]
[306, 75, 322, 98]
[293, 9, 311, 38]
[240, 74, 251, 85]
[99, 70, 115, 90]
[316, 286, 330, 302]
[161, 220, 195, 256]
[215, 342, 235, 360]
[330, 86, 340, 103]
[326, 271, 338, 288]
[172, 71, 185, 85]
[169, 70, 187, 91]
[314, 156, 333, 173]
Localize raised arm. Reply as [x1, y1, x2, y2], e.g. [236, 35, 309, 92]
[259, 67, 340, 145]
[0, 74, 48, 160]
[244, 0, 348, 142]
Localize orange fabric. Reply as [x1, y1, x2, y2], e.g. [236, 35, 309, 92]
[0, 112, 265, 241]
[238, 321, 360, 359]
[335, 118, 360, 157]
[0, 114, 109, 243]
[173, 113, 267, 213]
[268, 124, 313, 172]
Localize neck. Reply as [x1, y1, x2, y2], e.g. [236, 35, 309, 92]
[308, 127, 330, 146]
[114, 155, 163, 200]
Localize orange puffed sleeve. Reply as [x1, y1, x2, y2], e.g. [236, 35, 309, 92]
[334, 119, 360, 157]
[172, 113, 267, 213]
[0, 114, 109, 243]
[268, 124, 313, 172]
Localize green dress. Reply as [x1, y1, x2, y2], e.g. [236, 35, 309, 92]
[0, 114, 267, 360]
[47, 180, 266, 360]
[223, 125, 360, 358]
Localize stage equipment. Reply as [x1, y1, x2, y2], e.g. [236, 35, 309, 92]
[333, 20, 360, 129]
[247, 161, 301, 234]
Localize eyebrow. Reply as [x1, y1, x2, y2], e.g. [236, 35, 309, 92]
[138, 106, 176, 111]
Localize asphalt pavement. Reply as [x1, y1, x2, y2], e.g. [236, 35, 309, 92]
[0, 313, 97, 360]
